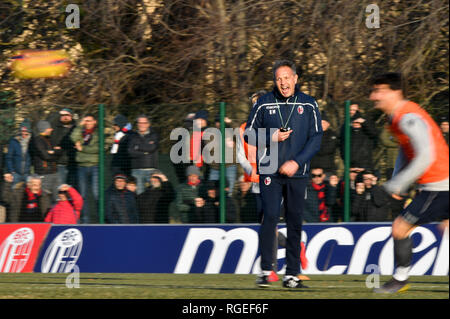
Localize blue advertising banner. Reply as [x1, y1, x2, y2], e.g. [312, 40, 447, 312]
[34, 223, 448, 275]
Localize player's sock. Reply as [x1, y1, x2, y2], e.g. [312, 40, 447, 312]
[393, 266, 411, 282]
[393, 237, 413, 281]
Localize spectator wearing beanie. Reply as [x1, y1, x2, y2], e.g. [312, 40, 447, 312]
[5, 119, 32, 186]
[105, 174, 139, 224]
[30, 120, 63, 201]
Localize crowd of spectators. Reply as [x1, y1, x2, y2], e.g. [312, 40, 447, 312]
[0, 106, 447, 224]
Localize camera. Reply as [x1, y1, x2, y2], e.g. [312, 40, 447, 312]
[280, 127, 291, 132]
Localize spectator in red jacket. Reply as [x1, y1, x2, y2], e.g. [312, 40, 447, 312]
[44, 184, 83, 224]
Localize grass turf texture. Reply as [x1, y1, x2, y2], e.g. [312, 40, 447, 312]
[0, 274, 448, 299]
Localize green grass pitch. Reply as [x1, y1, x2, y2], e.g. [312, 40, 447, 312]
[0, 273, 448, 299]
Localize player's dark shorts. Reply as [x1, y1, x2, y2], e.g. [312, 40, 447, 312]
[401, 190, 449, 225]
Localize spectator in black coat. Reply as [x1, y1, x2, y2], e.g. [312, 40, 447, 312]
[105, 174, 138, 223]
[194, 180, 237, 223]
[339, 104, 378, 169]
[30, 120, 63, 201]
[351, 170, 391, 221]
[193, 180, 219, 223]
[137, 172, 175, 223]
[49, 108, 77, 186]
[303, 167, 339, 223]
[310, 112, 338, 177]
[127, 114, 159, 195]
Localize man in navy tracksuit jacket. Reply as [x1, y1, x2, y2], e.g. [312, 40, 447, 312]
[245, 60, 323, 288]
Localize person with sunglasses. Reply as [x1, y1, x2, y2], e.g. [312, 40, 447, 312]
[304, 167, 339, 223]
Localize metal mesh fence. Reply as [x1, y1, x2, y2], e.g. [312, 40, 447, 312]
[0, 103, 407, 224]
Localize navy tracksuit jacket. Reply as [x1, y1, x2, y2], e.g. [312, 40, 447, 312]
[245, 85, 323, 275]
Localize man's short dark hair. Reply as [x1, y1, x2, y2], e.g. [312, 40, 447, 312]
[272, 60, 297, 81]
[370, 72, 403, 91]
[136, 114, 150, 122]
[83, 113, 96, 120]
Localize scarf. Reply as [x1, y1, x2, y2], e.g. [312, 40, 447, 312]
[311, 182, 329, 222]
[82, 127, 95, 145]
[25, 187, 41, 211]
[18, 135, 30, 157]
[111, 126, 130, 154]
[187, 179, 200, 187]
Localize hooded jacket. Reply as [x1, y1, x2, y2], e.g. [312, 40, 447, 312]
[137, 178, 175, 223]
[245, 85, 323, 178]
[5, 135, 32, 175]
[105, 185, 139, 224]
[339, 110, 378, 169]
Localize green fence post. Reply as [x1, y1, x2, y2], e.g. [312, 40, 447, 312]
[219, 102, 226, 223]
[344, 100, 351, 222]
[98, 104, 105, 224]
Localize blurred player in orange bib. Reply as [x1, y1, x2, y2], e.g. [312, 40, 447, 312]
[369, 73, 449, 293]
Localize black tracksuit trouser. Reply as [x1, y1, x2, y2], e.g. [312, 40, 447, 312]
[259, 175, 307, 276]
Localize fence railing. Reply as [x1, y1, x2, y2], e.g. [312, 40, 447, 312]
[0, 102, 402, 224]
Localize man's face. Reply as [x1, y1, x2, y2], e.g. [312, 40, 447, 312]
[350, 104, 359, 117]
[207, 188, 216, 199]
[60, 113, 72, 124]
[363, 173, 375, 188]
[274, 66, 298, 98]
[126, 183, 136, 193]
[137, 117, 150, 133]
[83, 116, 96, 130]
[370, 84, 401, 112]
[27, 179, 42, 193]
[187, 174, 199, 185]
[310, 169, 325, 184]
[440, 121, 449, 133]
[58, 192, 68, 202]
[321, 120, 330, 131]
[194, 118, 207, 129]
[21, 128, 30, 139]
[150, 177, 161, 188]
[114, 178, 127, 190]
